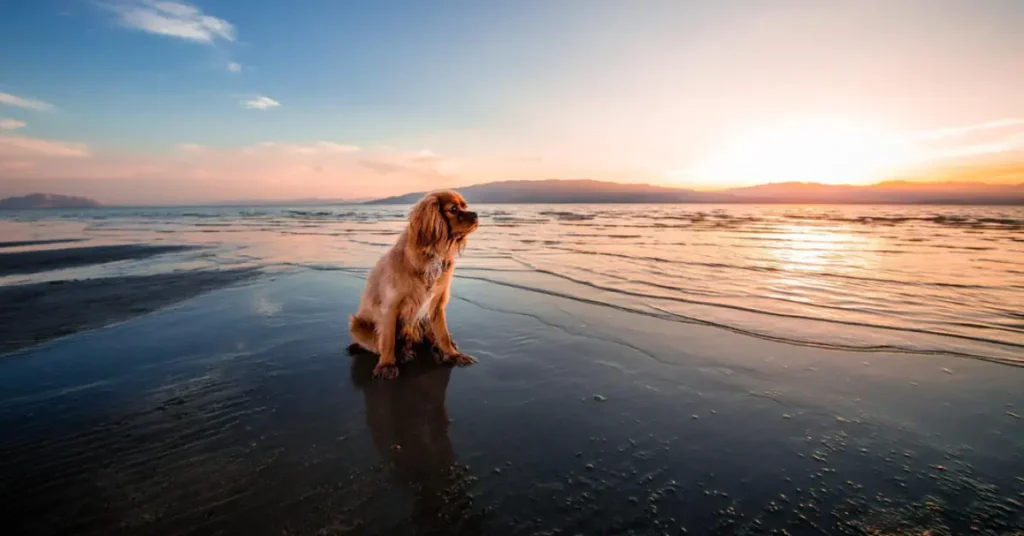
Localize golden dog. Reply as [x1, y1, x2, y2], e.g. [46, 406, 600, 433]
[349, 190, 479, 379]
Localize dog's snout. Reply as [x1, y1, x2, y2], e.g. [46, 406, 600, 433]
[466, 211, 478, 223]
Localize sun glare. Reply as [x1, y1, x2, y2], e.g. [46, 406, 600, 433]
[684, 118, 902, 188]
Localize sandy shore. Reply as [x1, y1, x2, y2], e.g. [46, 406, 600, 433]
[0, 270, 1021, 535]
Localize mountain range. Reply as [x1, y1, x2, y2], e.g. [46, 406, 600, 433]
[4, 180, 1022, 207]
[366, 179, 1024, 205]
[0, 193, 102, 209]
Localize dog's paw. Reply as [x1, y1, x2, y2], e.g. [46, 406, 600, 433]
[399, 344, 416, 364]
[443, 352, 477, 367]
[373, 363, 399, 380]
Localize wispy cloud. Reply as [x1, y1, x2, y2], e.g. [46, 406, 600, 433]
[1, 160, 35, 171]
[902, 117, 1024, 166]
[242, 96, 280, 110]
[254, 141, 359, 154]
[0, 119, 26, 130]
[0, 92, 56, 112]
[914, 118, 1024, 140]
[0, 134, 90, 158]
[107, 1, 235, 44]
[920, 132, 1024, 162]
[227, 62, 242, 73]
[177, 141, 359, 154]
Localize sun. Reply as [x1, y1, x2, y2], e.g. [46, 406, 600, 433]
[682, 118, 902, 188]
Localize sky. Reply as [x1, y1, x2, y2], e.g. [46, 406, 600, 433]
[1, 0, 1023, 204]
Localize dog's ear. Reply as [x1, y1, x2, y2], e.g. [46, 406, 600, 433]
[408, 194, 446, 250]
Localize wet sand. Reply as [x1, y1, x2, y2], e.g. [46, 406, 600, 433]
[0, 239, 88, 249]
[0, 270, 1021, 535]
[0, 244, 198, 276]
[0, 269, 258, 355]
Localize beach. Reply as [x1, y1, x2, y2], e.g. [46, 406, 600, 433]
[1, 205, 1022, 535]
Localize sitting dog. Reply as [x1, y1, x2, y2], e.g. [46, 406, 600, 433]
[349, 190, 479, 379]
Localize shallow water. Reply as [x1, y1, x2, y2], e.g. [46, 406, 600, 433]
[2, 203, 1020, 365]
[2, 204, 1023, 535]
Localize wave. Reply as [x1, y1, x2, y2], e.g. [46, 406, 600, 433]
[506, 257, 1023, 352]
[781, 213, 1023, 228]
[545, 246, 1021, 290]
[452, 273, 1023, 367]
[538, 210, 596, 221]
[528, 259, 1024, 337]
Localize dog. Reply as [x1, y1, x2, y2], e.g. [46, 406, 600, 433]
[349, 190, 479, 379]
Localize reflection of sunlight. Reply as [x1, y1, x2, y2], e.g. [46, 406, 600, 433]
[761, 225, 872, 309]
[765, 224, 879, 280]
[255, 296, 283, 317]
[759, 222, 895, 323]
[771, 225, 851, 271]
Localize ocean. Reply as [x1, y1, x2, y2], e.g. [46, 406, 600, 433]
[1, 203, 1021, 364]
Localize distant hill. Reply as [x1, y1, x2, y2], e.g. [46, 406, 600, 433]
[367, 179, 1024, 205]
[0, 193, 101, 209]
[366, 179, 732, 204]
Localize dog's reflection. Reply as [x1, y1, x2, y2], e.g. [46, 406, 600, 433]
[348, 344, 482, 533]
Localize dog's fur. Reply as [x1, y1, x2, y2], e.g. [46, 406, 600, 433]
[349, 190, 479, 379]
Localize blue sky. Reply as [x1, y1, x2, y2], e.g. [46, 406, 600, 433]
[1, 0, 1023, 202]
[2, 1, 556, 148]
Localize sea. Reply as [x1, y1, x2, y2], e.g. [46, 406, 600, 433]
[1, 204, 1021, 365]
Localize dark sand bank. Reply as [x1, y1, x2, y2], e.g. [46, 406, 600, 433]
[0, 271, 1021, 535]
[0, 244, 197, 276]
[0, 238, 88, 249]
[0, 269, 258, 355]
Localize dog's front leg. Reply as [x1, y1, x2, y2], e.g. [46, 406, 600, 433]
[373, 305, 401, 379]
[429, 293, 476, 367]
[397, 301, 426, 363]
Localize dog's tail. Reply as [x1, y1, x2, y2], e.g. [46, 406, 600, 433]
[349, 315, 378, 353]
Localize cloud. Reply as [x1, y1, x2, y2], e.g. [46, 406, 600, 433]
[0, 92, 57, 112]
[406, 149, 442, 163]
[900, 117, 1024, 167]
[1, 160, 34, 171]
[227, 62, 242, 73]
[357, 159, 405, 175]
[919, 132, 1024, 162]
[177, 141, 359, 155]
[914, 118, 1024, 141]
[108, 1, 235, 44]
[242, 96, 280, 110]
[0, 134, 90, 158]
[252, 141, 360, 154]
[0, 140, 465, 203]
[0, 119, 26, 130]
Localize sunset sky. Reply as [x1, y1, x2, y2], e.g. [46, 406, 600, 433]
[1, 0, 1023, 203]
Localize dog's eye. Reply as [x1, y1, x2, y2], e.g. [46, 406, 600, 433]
[449, 206, 458, 213]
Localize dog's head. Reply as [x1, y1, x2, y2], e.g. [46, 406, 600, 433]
[408, 190, 478, 253]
